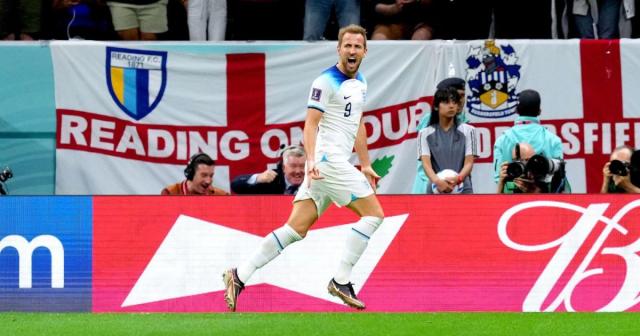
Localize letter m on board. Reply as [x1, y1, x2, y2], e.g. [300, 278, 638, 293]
[0, 235, 65, 288]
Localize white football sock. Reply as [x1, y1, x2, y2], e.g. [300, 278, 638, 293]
[334, 216, 383, 285]
[236, 224, 302, 284]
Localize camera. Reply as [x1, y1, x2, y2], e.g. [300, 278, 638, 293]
[0, 166, 12, 195]
[506, 155, 565, 183]
[506, 161, 526, 180]
[0, 167, 12, 182]
[609, 159, 631, 176]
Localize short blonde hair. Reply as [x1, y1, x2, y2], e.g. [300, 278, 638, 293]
[338, 24, 367, 48]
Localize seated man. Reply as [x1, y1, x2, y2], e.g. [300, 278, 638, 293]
[161, 153, 228, 195]
[497, 142, 569, 194]
[600, 145, 640, 194]
[231, 145, 305, 195]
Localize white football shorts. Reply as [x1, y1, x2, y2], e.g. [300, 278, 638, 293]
[294, 160, 375, 216]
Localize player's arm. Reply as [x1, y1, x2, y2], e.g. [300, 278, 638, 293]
[304, 108, 323, 183]
[355, 117, 379, 191]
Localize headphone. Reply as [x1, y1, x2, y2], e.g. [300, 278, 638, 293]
[184, 153, 213, 180]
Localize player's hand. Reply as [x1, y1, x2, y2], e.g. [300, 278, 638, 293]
[361, 166, 380, 192]
[256, 169, 277, 183]
[306, 160, 323, 187]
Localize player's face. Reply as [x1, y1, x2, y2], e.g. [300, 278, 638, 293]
[191, 164, 214, 194]
[337, 32, 367, 77]
[283, 155, 305, 186]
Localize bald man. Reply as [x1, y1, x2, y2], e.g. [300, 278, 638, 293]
[496, 142, 544, 193]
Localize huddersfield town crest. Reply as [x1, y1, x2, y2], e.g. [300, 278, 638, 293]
[465, 40, 521, 118]
[106, 47, 167, 120]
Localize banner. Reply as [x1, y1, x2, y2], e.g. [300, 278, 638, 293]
[92, 195, 640, 312]
[0, 197, 92, 311]
[51, 40, 640, 194]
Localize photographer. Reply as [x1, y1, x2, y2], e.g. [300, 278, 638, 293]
[493, 89, 563, 185]
[497, 142, 568, 194]
[600, 146, 640, 194]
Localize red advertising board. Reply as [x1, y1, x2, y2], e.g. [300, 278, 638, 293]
[93, 195, 640, 312]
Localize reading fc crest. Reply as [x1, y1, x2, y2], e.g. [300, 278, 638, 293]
[465, 40, 521, 118]
[106, 47, 168, 121]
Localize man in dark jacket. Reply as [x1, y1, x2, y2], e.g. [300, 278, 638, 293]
[231, 145, 305, 195]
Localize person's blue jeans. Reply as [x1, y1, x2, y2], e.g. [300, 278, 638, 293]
[574, 0, 621, 38]
[303, 0, 360, 41]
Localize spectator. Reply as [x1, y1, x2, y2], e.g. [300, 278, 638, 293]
[231, 145, 305, 195]
[304, 0, 360, 40]
[0, 0, 42, 40]
[371, 0, 433, 40]
[106, 0, 168, 40]
[50, 0, 117, 40]
[600, 145, 640, 193]
[492, 89, 564, 185]
[187, 0, 226, 41]
[417, 87, 477, 194]
[161, 153, 228, 195]
[412, 77, 468, 194]
[572, 0, 635, 38]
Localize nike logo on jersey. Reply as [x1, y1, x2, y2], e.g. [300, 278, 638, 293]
[344, 96, 351, 100]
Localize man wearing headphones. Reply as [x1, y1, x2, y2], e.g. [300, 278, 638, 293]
[161, 152, 228, 195]
[230, 145, 306, 195]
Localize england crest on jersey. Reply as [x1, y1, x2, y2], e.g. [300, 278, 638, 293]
[465, 40, 521, 118]
[106, 47, 168, 121]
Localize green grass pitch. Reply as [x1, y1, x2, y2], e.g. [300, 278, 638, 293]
[1, 312, 639, 336]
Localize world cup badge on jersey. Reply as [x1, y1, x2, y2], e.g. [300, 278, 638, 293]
[465, 40, 521, 119]
[106, 47, 168, 121]
[311, 88, 322, 102]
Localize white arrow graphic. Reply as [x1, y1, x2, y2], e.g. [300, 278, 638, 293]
[122, 214, 408, 307]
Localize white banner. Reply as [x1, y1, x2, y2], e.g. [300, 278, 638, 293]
[52, 40, 640, 194]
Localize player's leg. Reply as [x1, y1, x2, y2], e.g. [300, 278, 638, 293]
[340, 195, 384, 283]
[327, 194, 384, 309]
[223, 199, 318, 311]
[321, 161, 384, 309]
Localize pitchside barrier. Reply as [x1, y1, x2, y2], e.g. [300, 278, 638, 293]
[1, 195, 639, 312]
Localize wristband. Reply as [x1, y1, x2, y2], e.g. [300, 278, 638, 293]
[457, 175, 463, 184]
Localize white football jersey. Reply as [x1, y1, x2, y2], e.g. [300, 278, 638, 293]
[307, 65, 367, 162]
